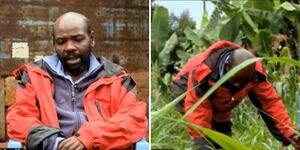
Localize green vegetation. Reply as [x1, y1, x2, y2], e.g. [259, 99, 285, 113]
[151, 0, 300, 150]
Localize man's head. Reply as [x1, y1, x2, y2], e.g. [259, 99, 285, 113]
[53, 12, 95, 75]
[224, 49, 256, 89]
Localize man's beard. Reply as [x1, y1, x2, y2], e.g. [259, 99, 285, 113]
[59, 46, 92, 74]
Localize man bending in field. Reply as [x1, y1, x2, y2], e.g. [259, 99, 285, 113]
[171, 40, 300, 149]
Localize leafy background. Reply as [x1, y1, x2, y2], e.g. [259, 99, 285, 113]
[151, 0, 300, 149]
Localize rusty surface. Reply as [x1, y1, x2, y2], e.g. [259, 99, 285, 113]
[0, 0, 148, 71]
[0, 59, 33, 76]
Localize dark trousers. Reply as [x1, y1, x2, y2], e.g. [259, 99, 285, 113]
[194, 121, 232, 150]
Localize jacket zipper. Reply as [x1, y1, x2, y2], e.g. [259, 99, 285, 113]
[70, 84, 80, 132]
[71, 91, 76, 111]
[95, 101, 105, 120]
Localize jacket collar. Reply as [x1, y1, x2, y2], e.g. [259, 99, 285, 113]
[42, 53, 102, 84]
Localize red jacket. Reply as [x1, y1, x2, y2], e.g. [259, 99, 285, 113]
[171, 41, 295, 145]
[7, 58, 148, 150]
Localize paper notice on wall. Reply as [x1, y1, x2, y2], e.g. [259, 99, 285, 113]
[12, 42, 29, 58]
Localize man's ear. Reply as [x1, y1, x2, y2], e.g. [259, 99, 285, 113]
[90, 30, 95, 47]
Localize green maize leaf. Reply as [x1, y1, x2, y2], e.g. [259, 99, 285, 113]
[159, 115, 251, 150]
[264, 57, 300, 67]
[151, 83, 199, 123]
[199, 127, 250, 150]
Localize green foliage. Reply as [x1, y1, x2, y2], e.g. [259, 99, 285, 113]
[254, 30, 275, 56]
[211, 0, 300, 59]
[151, 6, 170, 62]
[281, 1, 296, 11]
[184, 27, 212, 48]
[158, 33, 178, 73]
[200, 10, 209, 29]
[151, 0, 300, 149]
[204, 7, 222, 33]
[243, 0, 274, 11]
[219, 14, 241, 41]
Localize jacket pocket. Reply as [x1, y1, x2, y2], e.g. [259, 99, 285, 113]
[95, 101, 106, 120]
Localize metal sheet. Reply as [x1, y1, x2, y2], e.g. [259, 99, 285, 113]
[0, 0, 148, 71]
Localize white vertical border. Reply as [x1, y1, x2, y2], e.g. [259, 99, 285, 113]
[148, 0, 152, 149]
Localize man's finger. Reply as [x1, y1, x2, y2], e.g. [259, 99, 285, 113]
[64, 138, 78, 150]
[75, 143, 86, 150]
[58, 139, 69, 150]
[69, 137, 85, 150]
[75, 144, 85, 150]
[68, 141, 81, 150]
[59, 138, 73, 150]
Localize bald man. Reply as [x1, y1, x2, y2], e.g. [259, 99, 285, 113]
[171, 41, 300, 149]
[7, 12, 148, 150]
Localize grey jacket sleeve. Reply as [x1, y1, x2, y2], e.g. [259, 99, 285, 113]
[27, 125, 65, 150]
